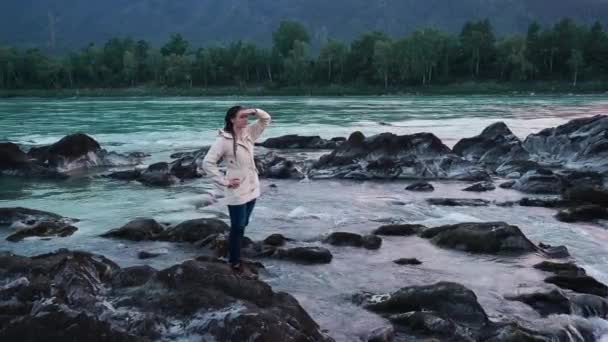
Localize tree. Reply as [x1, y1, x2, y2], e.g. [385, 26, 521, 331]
[345, 31, 390, 83]
[373, 40, 393, 89]
[123, 50, 137, 86]
[525, 21, 543, 79]
[567, 49, 584, 86]
[584, 22, 608, 74]
[272, 21, 310, 57]
[283, 40, 310, 86]
[164, 54, 192, 86]
[318, 39, 347, 83]
[161, 34, 189, 56]
[497, 35, 533, 81]
[460, 19, 496, 78]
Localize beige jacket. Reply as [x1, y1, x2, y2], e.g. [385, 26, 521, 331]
[201, 110, 271, 205]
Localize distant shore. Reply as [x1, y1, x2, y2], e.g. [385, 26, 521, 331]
[1, 82, 607, 98]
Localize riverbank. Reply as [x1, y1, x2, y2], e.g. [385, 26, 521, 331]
[1, 81, 607, 98]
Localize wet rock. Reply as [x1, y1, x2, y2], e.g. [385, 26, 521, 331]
[393, 258, 422, 265]
[518, 197, 572, 208]
[138, 162, 178, 186]
[512, 169, 565, 194]
[366, 325, 394, 342]
[263, 233, 291, 246]
[420, 222, 537, 255]
[257, 135, 341, 149]
[105, 169, 141, 181]
[0, 250, 331, 342]
[506, 289, 571, 316]
[562, 186, 608, 206]
[111, 265, 158, 288]
[0, 207, 75, 226]
[323, 232, 382, 250]
[27, 133, 101, 170]
[537, 243, 570, 258]
[168, 155, 200, 180]
[462, 181, 495, 192]
[523, 114, 608, 174]
[555, 204, 608, 223]
[545, 274, 608, 297]
[405, 182, 434, 192]
[255, 152, 306, 179]
[159, 218, 229, 243]
[373, 224, 426, 236]
[6, 220, 78, 242]
[310, 131, 489, 181]
[137, 248, 169, 259]
[0, 142, 67, 179]
[101, 218, 165, 241]
[275, 247, 333, 264]
[533, 261, 586, 276]
[453, 122, 530, 167]
[362, 235, 382, 250]
[426, 198, 490, 206]
[495, 160, 543, 178]
[499, 180, 515, 189]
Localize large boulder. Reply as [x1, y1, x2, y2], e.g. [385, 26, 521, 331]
[555, 204, 608, 223]
[255, 152, 306, 179]
[0, 207, 78, 242]
[0, 143, 67, 179]
[101, 218, 166, 241]
[257, 135, 341, 149]
[453, 122, 530, 167]
[373, 224, 426, 236]
[511, 169, 565, 194]
[27, 133, 102, 170]
[523, 115, 608, 174]
[0, 250, 331, 342]
[6, 220, 78, 242]
[323, 232, 382, 250]
[158, 218, 229, 242]
[420, 222, 537, 255]
[310, 131, 489, 181]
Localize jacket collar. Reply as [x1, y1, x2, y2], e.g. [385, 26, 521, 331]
[218, 129, 251, 151]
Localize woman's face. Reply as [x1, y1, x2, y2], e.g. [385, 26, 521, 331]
[231, 110, 249, 129]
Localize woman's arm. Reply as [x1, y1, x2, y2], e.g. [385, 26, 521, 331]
[201, 137, 228, 187]
[247, 108, 271, 141]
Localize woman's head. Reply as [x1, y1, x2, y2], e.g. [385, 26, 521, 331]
[224, 105, 249, 133]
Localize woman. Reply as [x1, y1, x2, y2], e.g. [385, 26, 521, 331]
[201, 106, 271, 277]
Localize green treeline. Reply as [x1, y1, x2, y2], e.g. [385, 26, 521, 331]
[1, 18, 607, 91]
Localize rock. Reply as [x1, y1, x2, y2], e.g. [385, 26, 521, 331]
[362, 235, 382, 250]
[0, 142, 67, 179]
[555, 204, 608, 223]
[453, 122, 530, 167]
[366, 326, 394, 342]
[512, 169, 565, 194]
[506, 289, 571, 316]
[101, 218, 165, 241]
[462, 181, 495, 192]
[420, 222, 537, 255]
[393, 258, 422, 265]
[0, 207, 74, 226]
[27, 133, 101, 170]
[359, 282, 489, 328]
[426, 198, 490, 206]
[275, 247, 333, 264]
[533, 261, 586, 275]
[405, 182, 434, 192]
[0, 250, 331, 342]
[159, 218, 229, 242]
[105, 169, 141, 181]
[6, 220, 78, 242]
[255, 152, 306, 179]
[499, 180, 515, 189]
[559, 171, 605, 189]
[495, 160, 543, 178]
[518, 197, 572, 208]
[537, 243, 570, 258]
[562, 185, 608, 206]
[256, 135, 341, 149]
[322, 232, 381, 250]
[570, 293, 608, 318]
[373, 224, 426, 236]
[545, 274, 608, 297]
[169, 155, 200, 180]
[263, 233, 290, 246]
[310, 131, 489, 181]
[138, 162, 178, 186]
[111, 265, 158, 288]
[523, 114, 608, 174]
[137, 248, 169, 259]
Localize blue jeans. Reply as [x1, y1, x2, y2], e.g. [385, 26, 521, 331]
[227, 199, 256, 265]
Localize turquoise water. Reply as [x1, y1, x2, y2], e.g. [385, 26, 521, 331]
[1, 95, 608, 341]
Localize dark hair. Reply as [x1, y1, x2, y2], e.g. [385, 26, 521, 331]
[224, 105, 243, 160]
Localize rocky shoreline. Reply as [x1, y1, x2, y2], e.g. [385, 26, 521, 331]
[2, 115, 608, 341]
